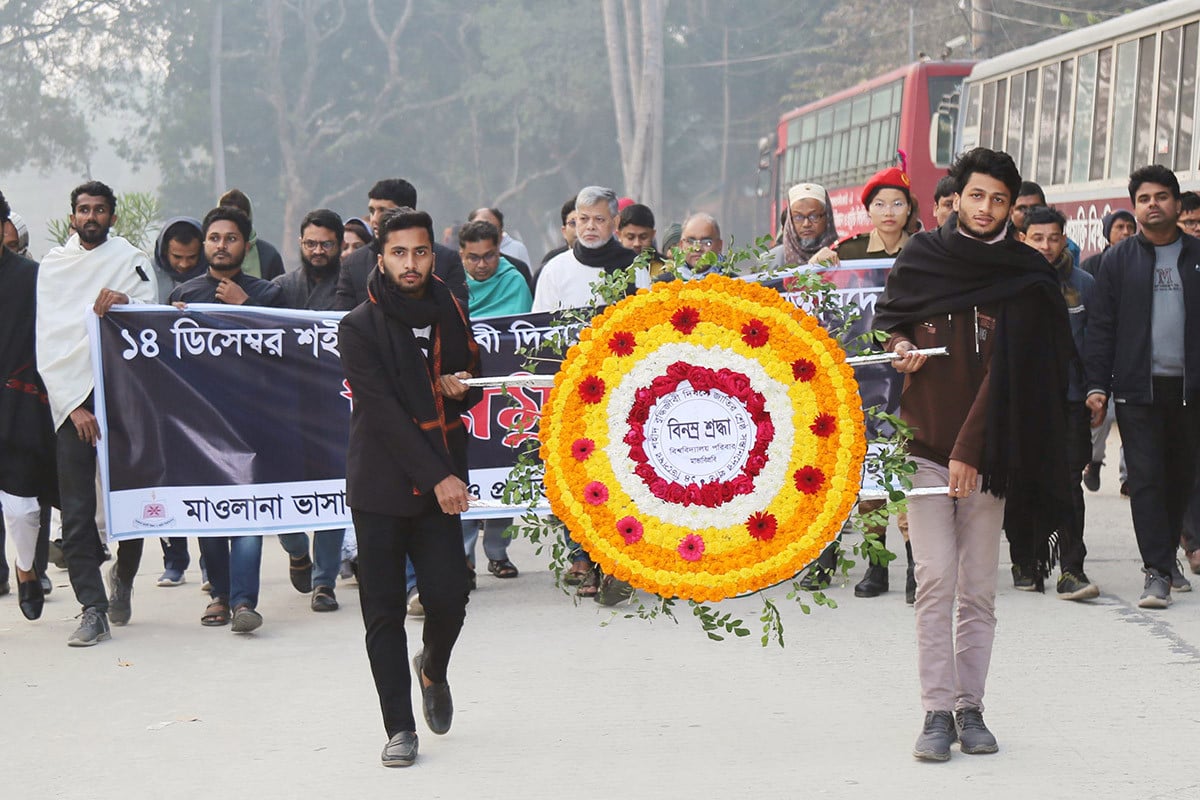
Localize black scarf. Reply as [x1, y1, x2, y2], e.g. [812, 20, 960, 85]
[367, 269, 479, 477]
[572, 237, 637, 273]
[875, 215, 1074, 577]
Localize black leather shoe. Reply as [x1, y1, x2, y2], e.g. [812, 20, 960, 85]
[799, 543, 838, 591]
[380, 731, 418, 767]
[412, 649, 453, 735]
[310, 586, 339, 612]
[289, 554, 313, 594]
[19, 574, 46, 620]
[854, 563, 889, 597]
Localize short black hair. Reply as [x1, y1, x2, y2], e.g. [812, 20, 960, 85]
[1017, 181, 1045, 202]
[218, 188, 252, 220]
[619, 203, 655, 230]
[948, 148, 1021, 206]
[933, 175, 957, 203]
[163, 220, 200, 246]
[1129, 164, 1181, 203]
[300, 208, 344, 242]
[374, 207, 434, 255]
[0, 188, 9, 224]
[368, 179, 417, 209]
[458, 219, 500, 248]
[1018, 205, 1066, 234]
[202, 206, 252, 242]
[560, 197, 576, 226]
[71, 180, 117, 214]
[1181, 191, 1200, 214]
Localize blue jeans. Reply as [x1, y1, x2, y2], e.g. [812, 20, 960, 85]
[199, 535, 263, 609]
[461, 518, 512, 568]
[278, 529, 345, 590]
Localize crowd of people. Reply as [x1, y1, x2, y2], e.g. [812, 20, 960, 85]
[2, 148, 1199, 765]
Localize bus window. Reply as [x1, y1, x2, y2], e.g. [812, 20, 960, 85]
[1054, 59, 1074, 183]
[992, 78, 1008, 153]
[1091, 48, 1112, 181]
[1109, 39, 1139, 178]
[1022, 69, 1038, 178]
[962, 81, 980, 150]
[1156, 26, 1183, 168]
[1007, 72, 1026, 167]
[1071, 51, 1097, 183]
[1038, 63, 1060, 182]
[980, 81, 996, 149]
[1133, 34, 1157, 168]
[1178, 23, 1198, 172]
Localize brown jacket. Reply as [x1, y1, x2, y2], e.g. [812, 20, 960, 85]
[885, 304, 998, 468]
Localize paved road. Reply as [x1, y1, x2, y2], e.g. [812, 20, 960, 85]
[2, 452, 1198, 799]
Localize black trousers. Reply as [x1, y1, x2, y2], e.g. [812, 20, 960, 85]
[1115, 377, 1200, 576]
[353, 506, 469, 737]
[56, 403, 142, 612]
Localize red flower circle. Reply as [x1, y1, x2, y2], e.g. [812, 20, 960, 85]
[792, 359, 816, 382]
[578, 375, 606, 404]
[584, 481, 609, 505]
[741, 318, 769, 347]
[678, 533, 706, 562]
[571, 438, 595, 461]
[793, 466, 825, 495]
[608, 331, 636, 356]
[671, 306, 700, 334]
[746, 511, 777, 541]
[810, 413, 836, 437]
[616, 516, 643, 544]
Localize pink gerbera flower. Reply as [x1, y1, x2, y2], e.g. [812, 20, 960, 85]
[571, 438, 595, 461]
[583, 481, 609, 505]
[677, 533, 705, 562]
[616, 516, 643, 544]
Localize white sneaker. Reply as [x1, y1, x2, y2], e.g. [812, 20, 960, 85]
[406, 588, 424, 618]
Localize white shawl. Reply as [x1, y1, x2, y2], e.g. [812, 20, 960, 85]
[36, 234, 157, 429]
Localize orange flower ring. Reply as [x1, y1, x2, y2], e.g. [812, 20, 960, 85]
[539, 274, 866, 602]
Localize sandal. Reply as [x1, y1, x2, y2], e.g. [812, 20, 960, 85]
[564, 559, 593, 586]
[576, 565, 600, 598]
[201, 598, 230, 626]
[487, 559, 519, 579]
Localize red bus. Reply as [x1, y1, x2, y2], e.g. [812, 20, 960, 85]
[957, 0, 1200, 258]
[760, 60, 975, 238]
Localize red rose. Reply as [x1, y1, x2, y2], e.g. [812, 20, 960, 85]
[624, 428, 645, 446]
[699, 482, 723, 507]
[745, 454, 767, 475]
[730, 475, 755, 494]
[666, 484, 688, 504]
[720, 481, 737, 501]
[756, 420, 775, 440]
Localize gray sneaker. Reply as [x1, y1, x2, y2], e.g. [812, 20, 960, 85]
[1170, 560, 1192, 593]
[67, 607, 112, 647]
[381, 731, 418, 767]
[1138, 568, 1172, 609]
[913, 710, 956, 762]
[955, 707, 999, 754]
[231, 604, 263, 633]
[107, 564, 133, 626]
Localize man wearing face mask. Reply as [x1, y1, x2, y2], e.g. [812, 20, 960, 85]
[532, 185, 648, 312]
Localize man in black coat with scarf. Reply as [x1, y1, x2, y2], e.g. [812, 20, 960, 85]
[338, 207, 480, 768]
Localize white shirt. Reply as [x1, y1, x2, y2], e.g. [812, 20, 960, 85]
[531, 248, 650, 312]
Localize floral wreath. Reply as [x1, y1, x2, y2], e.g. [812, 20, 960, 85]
[539, 274, 866, 602]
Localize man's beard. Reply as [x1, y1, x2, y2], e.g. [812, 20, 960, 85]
[302, 253, 340, 278]
[957, 214, 1007, 241]
[77, 223, 110, 246]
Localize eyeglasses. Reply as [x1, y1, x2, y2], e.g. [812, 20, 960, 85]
[301, 240, 338, 252]
[791, 212, 826, 225]
[1180, 218, 1200, 230]
[870, 199, 909, 215]
[463, 250, 499, 265]
[684, 237, 716, 248]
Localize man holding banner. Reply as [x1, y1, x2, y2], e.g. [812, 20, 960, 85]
[338, 208, 480, 767]
[36, 181, 158, 646]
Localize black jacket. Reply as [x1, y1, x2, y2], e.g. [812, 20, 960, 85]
[338, 288, 478, 517]
[272, 266, 338, 310]
[333, 242, 468, 311]
[168, 271, 285, 307]
[1085, 231, 1200, 404]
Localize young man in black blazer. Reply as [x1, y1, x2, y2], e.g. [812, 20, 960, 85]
[338, 207, 480, 767]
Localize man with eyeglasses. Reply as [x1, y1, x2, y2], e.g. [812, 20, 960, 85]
[272, 209, 348, 612]
[678, 213, 724, 276]
[766, 182, 840, 269]
[1177, 191, 1200, 237]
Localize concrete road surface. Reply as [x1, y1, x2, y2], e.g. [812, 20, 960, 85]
[2, 454, 1198, 799]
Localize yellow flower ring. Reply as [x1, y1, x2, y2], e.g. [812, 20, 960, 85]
[539, 274, 866, 602]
